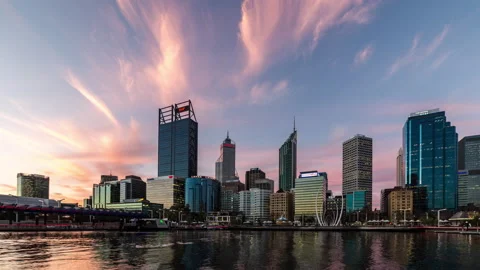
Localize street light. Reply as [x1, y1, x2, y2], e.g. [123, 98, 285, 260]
[400, 209, 409, 226]
[437, 209, 447, 227]
[9, 194, 19, 223]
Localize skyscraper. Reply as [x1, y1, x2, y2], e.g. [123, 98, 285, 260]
[342, 134, 373, 210]
[158, 100, 198, 178]
[17, 173, 49, 199]
[119, 175, 146, 202]
[396, 148, 405, 187]
[279, 120, 297, 191]
[458, 135, 480, 207]
[215, 132, 237, 183]
[185, 176, 220, 213]
[403, 109, 458, 210]
[245, 168, 266, 190]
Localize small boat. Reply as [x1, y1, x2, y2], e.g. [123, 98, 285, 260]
[124, 218, 170, 231]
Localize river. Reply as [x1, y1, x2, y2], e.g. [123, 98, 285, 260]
[0, 231, 478, 269]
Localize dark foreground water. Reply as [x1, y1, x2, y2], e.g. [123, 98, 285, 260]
[0, 231, 479, 269]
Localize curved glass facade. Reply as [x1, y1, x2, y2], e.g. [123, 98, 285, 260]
[185, 177, 220, 213]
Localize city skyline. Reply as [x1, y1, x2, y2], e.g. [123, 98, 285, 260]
[1, 1, 480, 208]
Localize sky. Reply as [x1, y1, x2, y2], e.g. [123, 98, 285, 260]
[1, 0, 480, 208]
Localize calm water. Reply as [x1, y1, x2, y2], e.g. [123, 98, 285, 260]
[0, 230, 479, 269]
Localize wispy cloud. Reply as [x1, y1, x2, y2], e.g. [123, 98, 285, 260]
[65, 69, 120, 127]
[249, 79, 289, 104]
[430, 51, 452, 70]
[388, 25, 450, 76]
[238, 0, 380, 77]
[354, 44, 374, 65]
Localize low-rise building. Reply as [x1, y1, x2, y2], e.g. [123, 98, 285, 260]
[146, 175, 185, 209]
[388, 188, 413, 222]
[270, 191, 294, 221]
[105, 199, 163, 218]
[346, 190, 367, 213]
[239, 188, 271, 222]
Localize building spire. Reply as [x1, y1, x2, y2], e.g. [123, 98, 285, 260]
[227, 130, 229, 139]
[293, 116, 296, 132]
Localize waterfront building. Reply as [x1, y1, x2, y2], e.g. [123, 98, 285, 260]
[459, 135, 480, 170]
[146, 175, 185, 209]
[270, 191, 294, 221]
[342, 134, 373, 210]
[100, 174, 118, 184]
[253, 178, 275, 193]
[239, 188, 271, 222]
[380, 188, 394, 214]
[346, 190, 367, 213]
[388, 189, 413, 221]
[396, 148, 405, 187]
[279, 121, 297, 191]
[16, 173, 49, 199]
[220, 179, 244, 213]
[294, 171, 327, 221]
[326, 195, 346, 214]
[215, 132, 237, 183]
[457, 135, 480, 208]
[185, 176, 220, 213]
[92, 178, 120, 209]
[245, 168, 266, 190]
[403, 109, 458, 210]
[83, 196, 92, 208]
[158, 100, 198, 178]
[106, 199, 163, 218]
[120, 175, 146, 202]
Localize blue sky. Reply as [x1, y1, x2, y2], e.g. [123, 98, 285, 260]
[1, 0, 479, 207]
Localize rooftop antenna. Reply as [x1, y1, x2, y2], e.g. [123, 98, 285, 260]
[227, 130, 229, 139]
[293, 116, 296, 132]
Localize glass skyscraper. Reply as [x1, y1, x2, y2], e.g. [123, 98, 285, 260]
[458, 135, 480, 207]
[403, 109, 458, 210]
[185, 176, 220, 213]
[346, 190, 366, 213]
[279, 123, 297, 191]
[158, 100, 198, 178]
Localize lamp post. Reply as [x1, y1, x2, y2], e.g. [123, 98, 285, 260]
[9, 194, 19, 223]
[400, 209, 408, 226]
[437, 209, 447, 227]
[57, 199, 65, 223]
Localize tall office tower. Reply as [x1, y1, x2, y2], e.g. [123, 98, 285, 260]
[101, 174, 118, 184]
[253, 178, 275, 193]
[245, 168, 266, 190]
[158, 100, 198, 178]
[92, 179, 120, 209]
[239, 188, 271, 222]
[294, 171, 328, 222]
[215, 132, 237, 183]
[119, 175, 146, 202]
[279, 120, 297, 191]
[396, 148, 405, 187]
[17, 173, 50, 199]
[458, 135, 480, 207]
[185, 176, 220, 213]
[342, 134, 373, 210]
[403, 109, 458, 210]
[147, 175, 185, 209]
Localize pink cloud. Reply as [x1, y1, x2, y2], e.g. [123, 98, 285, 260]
[238, 0, 380, 77]
[354, 44, 374, 65]
[249, 79, 289, 104]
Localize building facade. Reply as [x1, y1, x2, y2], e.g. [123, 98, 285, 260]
[120, 175, 146, 202]
[185, 176, 220, 213]
[342, 134, 373, 210]
[106, 200, 163, 218]
[158, 100, 198, 178]
[403, 109, 458, 210]
[396, 148, 405, 187]
[270, 191, 294, 221]
[146, 175, 185, 209]
[458, 170, 480, 207]
[294, 171, 327, 220]
[346, 190, 367, 213]
[100, 174, 118, 184]
[239, 188, 271, 222]
[388, 189, 413, 221]
[458, 135, 480, 171]
[245, 168, 266, 190]
[380, 188, 394, 214]
[220, 179, 244, 213]
[83, 196, 92, 208]
[17, 173, 50, 199]
[253, 178, 275, 193]
[279, 124, 297, 191]
[215, 132, 237, 183]
[93, 180, 120, 209]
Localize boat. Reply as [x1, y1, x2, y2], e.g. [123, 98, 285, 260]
[123, 218, 170, 231]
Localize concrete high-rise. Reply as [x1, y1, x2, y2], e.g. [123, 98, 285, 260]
[119, 175, 146, 202]
[458, 135, 480, 207]
[270, 191, 294, 221]
[220, 179, 245, 213]
[253, 178, 275, 193]
[158, 100, 198, 178]
[245, 168, 266, 190]
[396, 148, 405, 187]
[17, 173, 49, 199]
[92, 177, 120, 209]
[342, 134, 373, 210]
[279, 120, 297, 191]
[403, 109, 458, 210]
[215, 132, 237, 183]
[147, 175, 185, 209]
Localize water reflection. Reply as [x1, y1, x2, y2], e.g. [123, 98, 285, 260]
[0, 231, 479, 269]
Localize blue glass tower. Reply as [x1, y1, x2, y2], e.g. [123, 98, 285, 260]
[403, 109, 458, 210]
[185, 176, 220, 213]
[158, 100, 198, 178]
